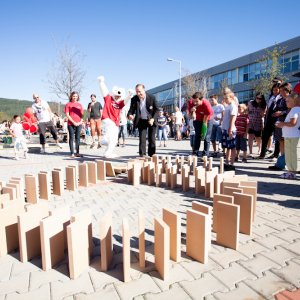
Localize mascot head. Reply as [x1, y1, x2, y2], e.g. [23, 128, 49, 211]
[111, 86, 125, 101]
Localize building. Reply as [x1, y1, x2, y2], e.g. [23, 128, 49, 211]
[148, 36, 300, 112]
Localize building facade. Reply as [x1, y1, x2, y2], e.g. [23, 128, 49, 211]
[148, 36, 300, 112]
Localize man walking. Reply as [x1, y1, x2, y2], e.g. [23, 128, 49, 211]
[128, 84, 158, 157]
[32, 93, 62, 153]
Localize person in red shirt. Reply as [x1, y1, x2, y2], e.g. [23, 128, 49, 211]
[235, 104, 249, 163]
[97, 75, 133, 158]
[64, 91, 84, 158]
[189, 92, 213, 157]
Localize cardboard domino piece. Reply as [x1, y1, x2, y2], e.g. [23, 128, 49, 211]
[25, 174, 39, 204]
[10, 177, 25, 201]
[87, 162, 97, 184]
[162, 208, 181, 262]
[175, 155, 180, 173]
[133, 162, 142, 186]
[208, 157, 213, 171]
[7, 182, 21, 201]
[221, 181, 239, 194]
[202, 156, 208, 168]
[52, 169, 64, 196]
[18, 203, 49, 262]
[96, 160, 106, 181]
[78, 163, 88, 187]
[170, 165, 178, 189]
[166, 155, 172, 166]
[186, 209, 210, 264]
[122, 218, 131, 282]
[67, 209, 92, 279]
[154, 218, 170, 281]
[192, 156, 198, 175]
[195, 166, 205, 194]
[219, 157, 224, 174]
[141, 161, 149, 184]
[40, 206, 70, 271]
[212, 194, 234, 233]
[165, 163, 172, 187]
[99, 212, 113, 272]
[2, 186, 16, 201]
[106, 162, 116, 177]
[0, 193, 10, 204]
[0, 202, 25, 257]
[38, 171, 51, 200]
[240, 181, 257, 188]
[223, 186, 243, 197]
[232, 192, 253, 235]
[66, 166, 78, 191]
[127, 160, 136, 184]
[180, 156, 185, 171]
[155, 163, 163, 187]
[138, 210, 145, 268]
[238, 185, 257, 221]
[182, 165, 190, 192]
[147, 162, 155, 186]
[192, 201, 212, 217]
[216, 201, 240, 250]
[205, 169, 217, 199]
[151, 154, 159, 165]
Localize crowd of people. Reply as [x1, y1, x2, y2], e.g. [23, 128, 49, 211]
[2, 77, 300, 180]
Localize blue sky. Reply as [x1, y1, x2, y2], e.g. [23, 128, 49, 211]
[1, 0, 300, 109]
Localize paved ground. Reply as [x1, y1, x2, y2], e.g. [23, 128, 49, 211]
[0, 137, 299, 300]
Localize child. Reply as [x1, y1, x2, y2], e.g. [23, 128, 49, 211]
[188, 116, 195, 154]
[276, 93, 300, 180]
[9, 115, 28, 160]
[156, 109, 168, 147]
[235, 104, 249, 162]
[221, 92, 238, 170]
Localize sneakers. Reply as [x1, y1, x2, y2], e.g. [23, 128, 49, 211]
[280, 172, 297, 180]
[56, 143, 63, 149]
[90, 142, 95, 149]
[40, 148, 46, 154]
[97, 143, 101, 149]
[242, 158, 247, 163]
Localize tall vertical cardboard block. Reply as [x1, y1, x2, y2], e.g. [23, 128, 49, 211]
[0, 203, 25, 257]
[219, 157, 224, 174]
[202, 156, 208, 168]
[38, 171, 51, 200]
[208, 157, 213, 171]
[67, 209, 92, 279]
[166, 155, 172, 166]
[155, 163, 163, 187]
[79, 163, 88, 187]
[10, 177, 25, 202]
[87, 162, 97, 184]
[154, 218, 170, 281]
[138, 210, 145, 268]
[239, 185, 257, 221]
[40, 206, 70, 271]
[151, 154, 159, 165]
[66, 166, 77, 191]
[182, 165, 190, 192]
[7, 182, 21, 201]
[18, 204, 49, 262]
[106, 162, 116, 177]
[212, 194, 234, 233]
[186, 209, 210, 264]
[223, 186, 243, 197]
[133, 163, 142, 186]
[165, 163, 172, 187]
[216, 201, 240, 250]
[100, 212, 113, 272]
[147, 162, 155, 186]
[122, 218, 131, 283]
[195, 167, 205, 194]
[52, 169, 64, 196]
[192, 201, 212, 232]
[127, 160, 137, 184]
[2, 186, 16, 201]
[0, 193, 10, 205]
[162, 208, 181, 262]
[25, 174, 38, 204]
[141, 161, 149, 184]
[170, 165, 178, 189]
[192, 156, 198, 175]
[221, 181, 239, 194]
[205, 169, 218, 199]
[96, 160, 106, 181]
[233, 192, 253, 235]
[175, 155, 180, 173]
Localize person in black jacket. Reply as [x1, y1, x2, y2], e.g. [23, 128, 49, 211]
[128, 84, 158, 157]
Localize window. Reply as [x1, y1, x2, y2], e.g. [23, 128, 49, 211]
[282, 50, 299, 73]
[236, 90, 254, 103]
[238, 65, 249, 83]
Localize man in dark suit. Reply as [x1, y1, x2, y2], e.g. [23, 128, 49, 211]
[128, 84, 158, 157]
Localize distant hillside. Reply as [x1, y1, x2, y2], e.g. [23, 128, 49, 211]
[0, 98, 66, 121]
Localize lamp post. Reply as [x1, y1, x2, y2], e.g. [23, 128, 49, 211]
[167, 58, 182, 109]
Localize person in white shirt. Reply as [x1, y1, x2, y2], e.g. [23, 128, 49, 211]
[275, 93, 300, 180]
[118, 106, 128, 147]
[32, 94, 62, 153]
[174, 106, 184, 141]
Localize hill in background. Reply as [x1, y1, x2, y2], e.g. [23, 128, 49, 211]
[0, 98, 66, 122]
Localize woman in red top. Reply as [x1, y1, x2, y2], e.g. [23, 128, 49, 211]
[189, 92, 213, 157]
[64, 91, 84, 158]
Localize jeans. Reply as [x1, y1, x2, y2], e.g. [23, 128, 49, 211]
[68, 124, 82, 155]
[158, 126, 167, 141]
[193, 119, 213, 156]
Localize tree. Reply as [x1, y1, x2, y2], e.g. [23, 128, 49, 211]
[48, 44, 86, 100]
[181, 69, 209, 100]
[253, 45, 286, 95]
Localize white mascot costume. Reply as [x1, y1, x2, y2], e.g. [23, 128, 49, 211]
[97, 75, 133, 158]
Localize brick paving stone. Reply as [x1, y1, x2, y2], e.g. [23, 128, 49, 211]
[245, 270, 294, 299]
[239, 253, 281, 278]
[281, 216, 300, 226]
[74, 285, 120, 300]
[5, 283, 51, 300]
[265, 220, 297, 232]
[114, 274, 160, 300]
[236, 240, 270, 259]
[211, 262, 257, 290]
[208, 248, 248, 269]
[213, 282, 264, 300]
[271, 259, 300, 288]
[50, 273, 94, 300]
[252, 224, 280, 238]
[180, 258, 223, 279]
[179, 273, 228, 299]
[0, 273, 29, 295]
[258, 211, 288, 222]
[282, 240, 300, 256]
[10, 260, 42, 278]
[149, 263, 194, 291]
[254, 234, 289, 250]
[261, 246, 297, 267]
[271, 228, 300, 243]
[0, 259, 13, 282]
[144, 283, 192, 300]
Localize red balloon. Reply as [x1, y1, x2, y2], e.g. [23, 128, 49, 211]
[22, 122, 30, 130]
[30, 124, 38, 133]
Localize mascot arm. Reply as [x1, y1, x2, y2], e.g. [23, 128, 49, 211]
[97, 76, 109, 98]
[124, 89, 135, 105]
